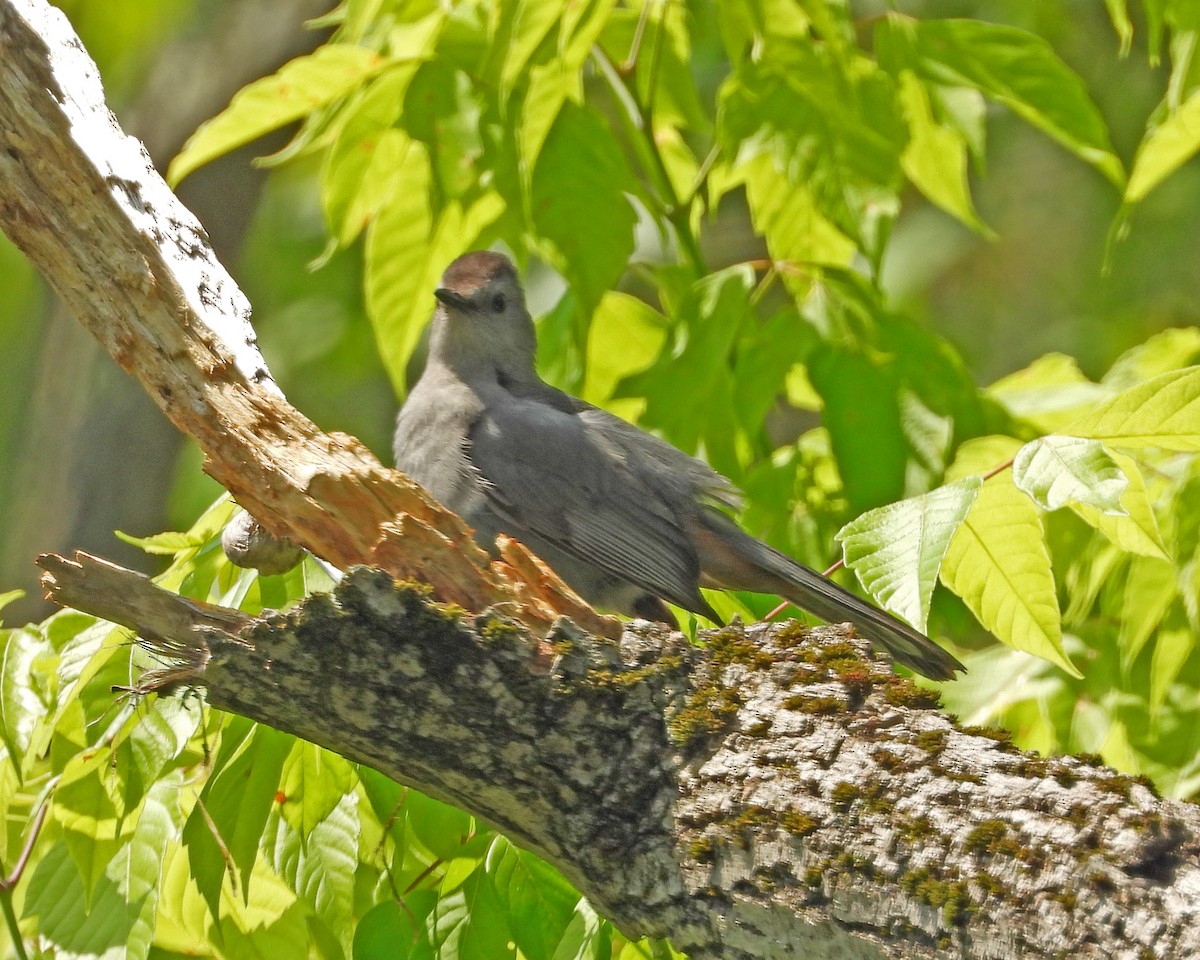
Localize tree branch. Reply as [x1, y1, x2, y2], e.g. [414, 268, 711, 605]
[38, 552, 1200, 960]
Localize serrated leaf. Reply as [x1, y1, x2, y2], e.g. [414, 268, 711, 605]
[1126, 87, 1200, 203]
[896, 70, 990, 233]
[1070, 450, 1167, 558]
[265, 790, 358, 947]
[169, 44, 388, 185]
[738, 154, 857, 276]
[901, 18, 1124, 187]
[1012, 436, 1129, 514]
[23, 839, 143, 952]
[1065, 366, 1200, 450]
[838, 477, 982, 632]
[942, 438, 1078, 676]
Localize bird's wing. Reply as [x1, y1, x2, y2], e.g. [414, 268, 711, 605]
[466, 389, 708, 612]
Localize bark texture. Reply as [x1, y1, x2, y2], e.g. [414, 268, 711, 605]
[38, 553, 1200, 960]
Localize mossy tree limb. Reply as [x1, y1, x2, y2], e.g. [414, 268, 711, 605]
[39, 552, 1200, 960]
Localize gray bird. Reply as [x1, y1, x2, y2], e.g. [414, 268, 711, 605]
[393, 251, 964, 681]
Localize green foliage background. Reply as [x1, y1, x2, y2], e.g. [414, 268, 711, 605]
[3, 0, 1200, 956]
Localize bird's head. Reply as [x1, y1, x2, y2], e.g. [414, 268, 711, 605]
[429, 251, 536, 383]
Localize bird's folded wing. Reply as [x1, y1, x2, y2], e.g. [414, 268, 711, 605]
[466, 394, 705, 611]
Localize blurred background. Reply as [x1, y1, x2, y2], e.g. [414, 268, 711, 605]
[1, 0, 1197, 625]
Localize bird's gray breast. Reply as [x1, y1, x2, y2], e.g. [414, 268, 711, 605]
[392, 372, 498, 541]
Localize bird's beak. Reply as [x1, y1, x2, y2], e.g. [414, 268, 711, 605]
[434, 287, 470, 310]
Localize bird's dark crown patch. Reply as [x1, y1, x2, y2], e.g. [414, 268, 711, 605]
[441, 251, 516, 295]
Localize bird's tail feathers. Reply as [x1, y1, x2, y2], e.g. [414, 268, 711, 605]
[695, 516, 964, 681]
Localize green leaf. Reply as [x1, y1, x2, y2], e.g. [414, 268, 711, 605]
[614, 266, 755, 475]
[23, 839, 144, 953]
[1065, 366, 1200, 450]
[896, 70, 990, 233]
[168, 44, 388, 185]
[322, 65, 424, 246]
[265, 790, 359, 947]
[580, 292, 670, 420]
[114, 528, 207, 556]
[1150, 625, 1195, 714]
[987, 353, 1114, 432]
[532, 102, 637, 315]
[837, 477, 982, 632]
[111, 774, 184, 960]
[0, 626, 40, 770]
[430, 865, 512, 960]
[718, 45, 905, 267]
[737, 154, 857, 275]
[354, 893, 437, 960]
[899, 18, 1124, 187]
[364, 141, 503, 392]
[1119, 555, 1178, 671]
[551, 899, 609, 960]
[486, 836, 580, 960]
[0, 589, 23, 620]
[1069, 450, 1168, 558]
[1012, 436, 1129, 514]
[278, 740, 357, 837]
[941, 437, 1079, 676]
[181, 723, 292, 919]
[1126, 87, 1200, 202]
[406, 789, 475, 862]
[1102, 327, 1200, 388]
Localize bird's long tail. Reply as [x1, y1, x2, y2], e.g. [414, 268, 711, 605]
[694, 515, 965, 681]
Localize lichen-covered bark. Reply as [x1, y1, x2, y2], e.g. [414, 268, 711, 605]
[40, 555, 1200, 960]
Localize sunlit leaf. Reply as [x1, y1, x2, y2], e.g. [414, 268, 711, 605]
[430, 865, 513, 959]
[941, 438, 1079, 676]
[1012, 436, 1128, 514]
[1126, 87, 1200, 203]
[1070, 451, 1167, 559]
[894, 17, 1124, 187]
[278, 740, 357, 837]
[487, 836, 579, 960]
[896, 71, 990, 233]
[987, 353, 1113, 433]
[532, 103, 637, 314]
[581, 292, 669, 420]
[1066, 366, 1200, 450]
[838, 477, 982, 631]
[169, 45, 388, 185]
[1119, 555, 1178, 671]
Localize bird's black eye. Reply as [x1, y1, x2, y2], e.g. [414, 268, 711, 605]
[491, 292, 506, 313]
